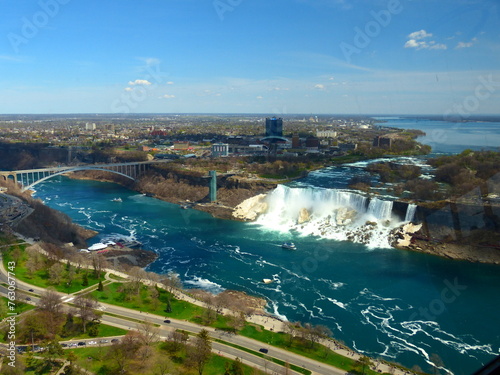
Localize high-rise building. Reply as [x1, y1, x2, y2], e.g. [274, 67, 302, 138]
[265, 117, 283, 137]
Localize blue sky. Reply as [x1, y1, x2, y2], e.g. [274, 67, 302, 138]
[1, 0, 499, 115]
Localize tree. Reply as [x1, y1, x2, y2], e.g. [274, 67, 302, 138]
[152, 354, 176, 375]
[230, 357, 245, 375]
[91, 253, 107, 279]
[48, 262, 65, 285]
[73, 295, 100, 333]
[137, 319, 160, 347]
[355, 356, 372, 375]
[161, 271, 182, 313]
[81, 272, 89, 287]
[187, 329, 212, 375]
[106, 331, 143, 374]
[167, 330, 188, 353]
[97, 280, 104, 292]
[282, 321, 300, 346]
[37, 289, 62, 315]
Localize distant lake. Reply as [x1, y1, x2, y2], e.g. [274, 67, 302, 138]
[374, 117, 500, 154]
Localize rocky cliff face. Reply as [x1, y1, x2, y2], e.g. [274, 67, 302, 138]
[392, 200, 500, 264]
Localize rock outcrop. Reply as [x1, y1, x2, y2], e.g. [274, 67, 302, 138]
[297, 208, 310, 224]
[232, 194, 269, 221]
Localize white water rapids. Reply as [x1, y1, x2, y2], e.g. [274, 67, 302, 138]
[255, 185, 415, 248]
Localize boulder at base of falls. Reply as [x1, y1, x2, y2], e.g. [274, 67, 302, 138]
[389, 222, 423, 247]
[335, 207, 357, 226]
[232, 194, 268, 221]
[297, 208, 311, 224]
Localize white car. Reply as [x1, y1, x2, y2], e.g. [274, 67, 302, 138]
[88, 341, 97, 345]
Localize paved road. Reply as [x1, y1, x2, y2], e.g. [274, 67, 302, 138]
[0, 254, 347, 375]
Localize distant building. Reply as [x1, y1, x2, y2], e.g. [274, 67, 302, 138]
[316, 130, 337, 138]
[339, 143, 358, 151]
[212, 143, 229, 157]
[292, 134, 301, 148]
[265, 117, 283, 137]
[85, 122, 96, 131]
[373, 135, 393, 148]
[173, 142, 190, 150]
[305, 136, 320, 148]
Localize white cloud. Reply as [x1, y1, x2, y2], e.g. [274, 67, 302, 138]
[124, 87, 133, 92]
[314, 84, 325, 89]
[256, 96, 263, 99]
[404, 39, 427, 49]
[167, 81, 174, 85]
[408, 30, 433, 40]
[456, 38, 477, 49]
[160, 94, 175, 99]
[429, 43, 447, 50]
[128, 79, 152, 86]
[405, 30, 447, 50]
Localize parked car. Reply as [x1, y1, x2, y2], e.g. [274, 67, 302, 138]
[111, 339, 119, 343]
[99, 339, 109, 343]
[77, 342, 86, 346]
[259, 348, 269, 354]
[163, 319, 171, 323]
[88, 341, 97, 345]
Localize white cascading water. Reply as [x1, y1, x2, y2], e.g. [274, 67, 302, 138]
[404, 203, 417, 223]
[255, 185, 405, 248]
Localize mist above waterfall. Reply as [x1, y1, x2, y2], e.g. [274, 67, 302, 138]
[255, 185, 412, 248]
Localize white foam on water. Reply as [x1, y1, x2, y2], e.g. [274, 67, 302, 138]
[255, 185, 403, 248]
[184, 276, 225, 294]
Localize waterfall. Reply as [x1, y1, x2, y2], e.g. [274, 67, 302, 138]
[404, 204, 417, 222]
[254, 185, 400, 248]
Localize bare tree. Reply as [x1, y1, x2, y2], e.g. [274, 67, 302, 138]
[48, 262, 64, 285]
[186, 329, 212, 375]
[73, 295, 100, 333]
[37, 289, 63, 315]
[161, 271, 182, 295]
[168, 330, 189, 352]
[282, 321, 301, 346]
[91, 253, 107, 279]
[137, 319, 160, 347]
[153, 354, 176, 375]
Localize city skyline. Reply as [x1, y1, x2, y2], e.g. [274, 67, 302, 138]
[1, 0, 499, 115]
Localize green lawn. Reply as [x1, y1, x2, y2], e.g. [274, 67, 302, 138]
[64, 323, 128, 340]
[68, 344, 257, 374]
[92, 282, 232, 329]
[0, 295, 35, 318]
[239, 325, 384, 375]
[2, 247, 104, 294]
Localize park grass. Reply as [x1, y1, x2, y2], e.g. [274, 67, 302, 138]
[69, 344, 257, 375]
[2, 246, 104, 294]
[92, 282, 233, 329]
[238, 324, 383, 375]
[214, 338, 311, 375]
[65, 323, 128, 340]
[0, 295, 35, 318]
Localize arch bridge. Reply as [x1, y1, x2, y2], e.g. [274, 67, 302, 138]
[0, 161, 163, 192]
